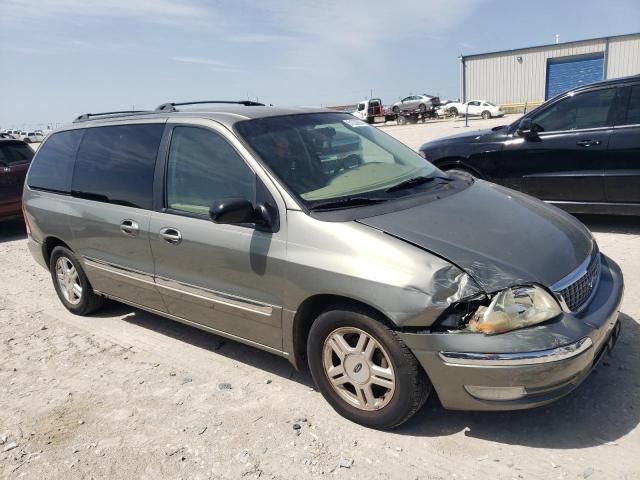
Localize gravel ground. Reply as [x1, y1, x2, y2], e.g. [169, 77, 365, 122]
[1, 120, 639, 479]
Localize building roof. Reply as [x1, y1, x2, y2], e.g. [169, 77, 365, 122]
[461, 31, 640, 60]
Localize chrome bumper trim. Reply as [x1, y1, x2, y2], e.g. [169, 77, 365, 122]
[439, 337, 593, 366]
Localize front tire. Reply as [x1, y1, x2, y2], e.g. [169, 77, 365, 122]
[50, 246, 106, 315]
[307, 306, 431, 429]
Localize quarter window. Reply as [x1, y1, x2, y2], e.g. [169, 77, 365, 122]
[532, 88, 616, 132]
[73, 124, 163, 209]
[166, 127, 255, 216]
[27, 130, 84, 193]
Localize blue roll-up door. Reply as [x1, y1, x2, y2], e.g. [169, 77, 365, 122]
[545, 53, 604, 100]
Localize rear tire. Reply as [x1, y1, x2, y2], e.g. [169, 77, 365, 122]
[418, 103, 426, 113]
[481, 110, 491, 119]
[392, 106, 399, 114]
[49, 246, 106, 315]
[307, 305, 431, 430]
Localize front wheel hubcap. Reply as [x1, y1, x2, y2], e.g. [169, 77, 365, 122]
[55, 256, 82, 305]
[322, 327, 396, 411]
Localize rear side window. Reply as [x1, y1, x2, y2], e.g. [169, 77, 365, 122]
[27, 130, 84, 193]
[624, 85, 640, 125]
[73, 124, 164, 209]
[0, 142, 34, 165]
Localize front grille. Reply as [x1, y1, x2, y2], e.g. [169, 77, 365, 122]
[557, 254, 601, 312]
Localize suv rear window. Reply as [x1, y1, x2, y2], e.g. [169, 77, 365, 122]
[72, 124, 164, 209]
[27, 130, 84, 193]
[0, 142, 34, 165]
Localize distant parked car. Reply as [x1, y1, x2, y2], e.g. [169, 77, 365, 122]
[0, 139, 34, 218]
[419, 74, 640, 215]
[392, 94, 439, 113]
[353, 98, 386, 124]
[5, 129, 21, 139]
[443, 100, 504, 119]
[23, 132, 44, 143]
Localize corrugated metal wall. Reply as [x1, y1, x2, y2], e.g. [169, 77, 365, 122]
[608, 34, 640, 78]
[463, 34, 640, 105]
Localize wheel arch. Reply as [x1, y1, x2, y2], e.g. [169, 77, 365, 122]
[42, 236, 72, 270]
[289, 294, 394, 371]
[434, 158, 484, 179]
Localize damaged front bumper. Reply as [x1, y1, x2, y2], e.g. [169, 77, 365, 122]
[398, 254, 624, 411]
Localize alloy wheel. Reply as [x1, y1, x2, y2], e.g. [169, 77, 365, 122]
[55, 256, 83, 305]
[322, 327, 396, 411]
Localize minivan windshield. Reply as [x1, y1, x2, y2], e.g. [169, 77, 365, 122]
[235, 113, 440, 208]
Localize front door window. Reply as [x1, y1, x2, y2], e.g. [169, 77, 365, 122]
[166, 126, 255, 216]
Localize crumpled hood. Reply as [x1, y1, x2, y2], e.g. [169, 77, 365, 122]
[357, 180, 594, 293]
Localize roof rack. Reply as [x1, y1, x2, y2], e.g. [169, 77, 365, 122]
[155, 100, 265, 112]
[73, 110, 152, 123]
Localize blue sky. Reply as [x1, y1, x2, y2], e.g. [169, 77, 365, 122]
[1, 0, 639, 128]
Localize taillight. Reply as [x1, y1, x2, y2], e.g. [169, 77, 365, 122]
[22, 202, 31, 237]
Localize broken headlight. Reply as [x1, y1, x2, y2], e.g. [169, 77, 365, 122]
[467, 285, 562, 335]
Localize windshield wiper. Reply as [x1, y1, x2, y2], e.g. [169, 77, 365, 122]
[308, 196, 387, 211]
[385, 175, 450, 193]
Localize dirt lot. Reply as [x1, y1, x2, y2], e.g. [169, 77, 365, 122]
[2, 120, 639, 479]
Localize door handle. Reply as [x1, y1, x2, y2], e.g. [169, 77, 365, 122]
[159, 227, 182, 245]
[120, 219, 139, 237]
[576, 139, 601, 147]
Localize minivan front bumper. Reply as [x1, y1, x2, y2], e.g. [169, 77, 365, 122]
[398, 254, 624, 411]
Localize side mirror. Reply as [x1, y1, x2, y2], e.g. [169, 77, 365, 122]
[209, 198, 256, 224]
[209, 197, 273, 229]
[517, 118, 537, 138]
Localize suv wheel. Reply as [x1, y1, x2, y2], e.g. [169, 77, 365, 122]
[481, 110, 491, 119]
[307, 306, 431, 429]
[50, 246, 106, 315]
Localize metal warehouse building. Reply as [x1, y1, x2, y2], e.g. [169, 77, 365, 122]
[459, 32, 640, 111]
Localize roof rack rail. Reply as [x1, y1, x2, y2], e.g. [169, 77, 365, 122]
[155, 100, 265, 112]
[73, 110, 151, 123]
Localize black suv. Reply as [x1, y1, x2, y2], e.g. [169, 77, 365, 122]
[419, 75, 640, 215]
